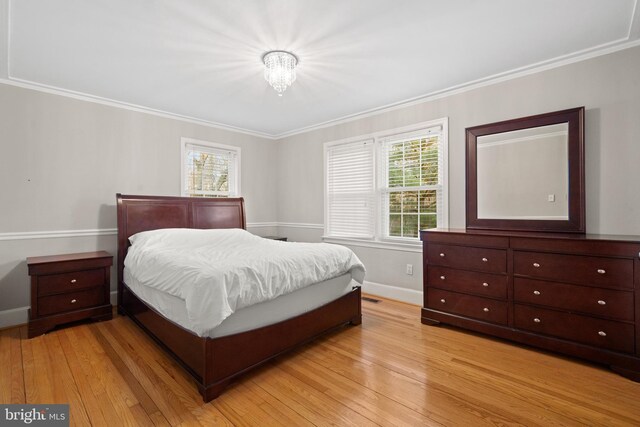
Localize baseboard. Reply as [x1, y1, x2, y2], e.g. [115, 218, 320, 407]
[362, 281, 422, 306]
[0, 306, 29, 329]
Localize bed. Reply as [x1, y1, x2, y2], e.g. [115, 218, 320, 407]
[116, 194, 362, 402]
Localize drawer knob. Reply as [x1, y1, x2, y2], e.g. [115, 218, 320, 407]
[597, 269, 606, 275]
[440, 298, 446, 304]
[71, 299, 77, 304]
[533, 262, 540, 268]
[483, 307, 489, 312]
[70, 279, 77, 283]
[440, 275, 445, 280]
[597, 300, 606, 306]
[482, 282, 489, 287]
[533, 290, 541, 296]
[481, 257, 488, 262]
[533, 318, 541, 323]
[598, 331, 607, 337]
[439, 253, 445, 257]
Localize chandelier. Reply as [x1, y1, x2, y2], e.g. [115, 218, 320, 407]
[262, 50, 298, 96]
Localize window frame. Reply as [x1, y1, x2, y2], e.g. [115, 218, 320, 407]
[180, 137, 241, 198]
[323, 118, 448, 250]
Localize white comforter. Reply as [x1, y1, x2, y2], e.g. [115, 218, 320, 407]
[124, 228, 365, 335]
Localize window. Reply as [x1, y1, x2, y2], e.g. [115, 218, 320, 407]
[325, 140, 375, 238]
[324, 119, 447, 245]
[181, 138, 240, 197]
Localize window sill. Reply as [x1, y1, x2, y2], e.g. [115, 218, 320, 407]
[322, 236, 422, 253]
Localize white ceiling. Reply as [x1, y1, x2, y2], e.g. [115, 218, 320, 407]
[3, 0, 639, 137]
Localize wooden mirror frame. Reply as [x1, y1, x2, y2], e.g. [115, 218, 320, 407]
[466, 107, 585, 233]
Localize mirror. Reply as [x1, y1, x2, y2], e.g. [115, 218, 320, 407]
[466, 107, 585, 233]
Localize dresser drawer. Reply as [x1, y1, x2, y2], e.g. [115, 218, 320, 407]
[427, 289, 508, 325]
[38, 287, 106, 317]
[426, 244, 507, 274]
[513, 251, 633, 289]
[37, 268, 105, 297]
[427, 267, 507, 299]
[514, 304, 635, 354]
[514, 278, 634, 321]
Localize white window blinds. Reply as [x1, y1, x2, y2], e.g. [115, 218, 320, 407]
[182, 140, 240, 197]
[379, 125, 444, 238]
[326, 140, 375, 239]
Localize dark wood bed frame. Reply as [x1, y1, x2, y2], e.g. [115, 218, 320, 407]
[116, 194, 362, 402]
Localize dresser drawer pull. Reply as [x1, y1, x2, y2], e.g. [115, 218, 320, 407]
[71, 299, 77, 304]
[439, 253, 445, 257]
[440, 298, 446, 304]
[533, 290, 541, 295]
[597, 300, 606, 306]
[533, 262, 540, 268]
[481, 257, 488, 262]
[483, 307, 489, 312]
[70, 279, 77, 283]
[598, 331, 607, 337]
[597, 269, 606, 274]
[482, 282, 489, 287]
[533, 318, 541, 323]
[440, 275, 445, 280]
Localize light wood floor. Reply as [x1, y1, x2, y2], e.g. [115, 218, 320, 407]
[2, 297, 640, 426]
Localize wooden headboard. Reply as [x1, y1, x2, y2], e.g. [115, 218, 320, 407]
[116, 193, 246, 307]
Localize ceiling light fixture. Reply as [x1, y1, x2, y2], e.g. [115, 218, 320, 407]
[262, 50, 298, 96]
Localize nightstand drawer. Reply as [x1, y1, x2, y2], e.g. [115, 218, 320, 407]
[426, 243, 507, 274]
[427, 288, 508, 325]
[427, 266, 507, 299]
[38, 287, 106, 317]
[37, 268, 105, 297]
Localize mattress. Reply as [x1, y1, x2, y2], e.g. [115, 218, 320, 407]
[124, 228, 365, 335]
[124, 268, 355, 338]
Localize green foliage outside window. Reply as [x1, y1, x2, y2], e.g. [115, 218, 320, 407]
[387, 136, 440, 238]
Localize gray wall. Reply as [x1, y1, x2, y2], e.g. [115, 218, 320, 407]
[2, 45, 639, 320]
[0, 83, 279, 316]
[276, 46, 640, 297]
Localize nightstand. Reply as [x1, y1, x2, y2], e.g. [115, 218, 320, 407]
[27, 251, 113, 338]
[264, 236, 288, 241]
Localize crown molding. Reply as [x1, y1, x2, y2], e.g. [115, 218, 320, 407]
[0, 76, 277, 140]
[273, 37, 640, 139]
[2, 0, 639, 140]
[630, 0, 640, 39]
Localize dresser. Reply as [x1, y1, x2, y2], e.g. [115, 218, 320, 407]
[27, 251, 113, 338]
[421, 229, 640, 380]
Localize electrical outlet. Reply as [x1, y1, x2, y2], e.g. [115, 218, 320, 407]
[406, 264, 413, 275]
[548, 194, 555, 202]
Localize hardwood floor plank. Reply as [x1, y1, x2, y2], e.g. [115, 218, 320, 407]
[70, 325, 144, 426]
[4, 296, 639, 426]
[42, 332, 92, 427]
[93, 322, 200, 426]
[102, 318, 232, 426]
[57, 330, 109, 427]
[280, 352, 443, 426]
[361, 302, 640, 413]
[253, 362, 381, 427]
[0, 327, 25, 404]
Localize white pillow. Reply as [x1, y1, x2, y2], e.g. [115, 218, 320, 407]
[129, 227, 255, 247]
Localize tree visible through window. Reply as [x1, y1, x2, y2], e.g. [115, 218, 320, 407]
[181, 138, 240, 198]
[385, 135, 440, 238]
